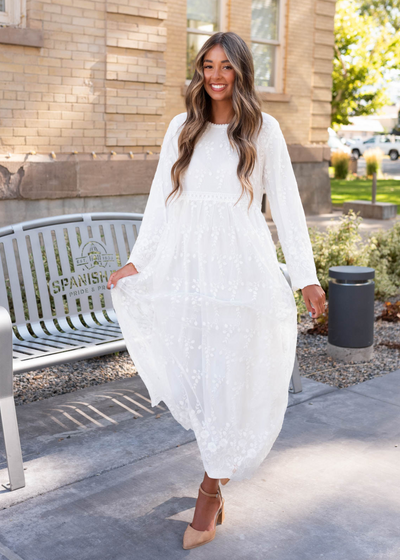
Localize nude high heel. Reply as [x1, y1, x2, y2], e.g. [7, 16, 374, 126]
[182, 484, 225, 550]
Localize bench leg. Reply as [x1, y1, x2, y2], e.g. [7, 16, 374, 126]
[289, 354, 302, 394]
[0, 306, 25, 491]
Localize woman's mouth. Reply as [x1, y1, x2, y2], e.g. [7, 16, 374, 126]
[210, 84, 227, 92]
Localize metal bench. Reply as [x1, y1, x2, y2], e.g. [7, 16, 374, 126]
[0, 211, 302, 492]
[0, 212, 142, 491]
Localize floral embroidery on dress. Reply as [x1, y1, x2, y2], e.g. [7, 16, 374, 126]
[112, 111, 320, 481]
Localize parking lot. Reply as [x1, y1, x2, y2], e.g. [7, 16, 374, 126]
[354, 156, 400, 178]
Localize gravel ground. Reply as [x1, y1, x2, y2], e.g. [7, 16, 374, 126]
[12, 298, 400, 406]
[297, 297, 400, 388]
[13, 353, 138, 407]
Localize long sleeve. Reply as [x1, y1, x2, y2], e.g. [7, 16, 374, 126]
[127, 115, 181, 272]
[262, 118, 321, 293]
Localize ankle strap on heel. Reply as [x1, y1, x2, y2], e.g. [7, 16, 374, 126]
[199, 484, 220, 498]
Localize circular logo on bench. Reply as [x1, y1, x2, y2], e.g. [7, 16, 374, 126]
[49, 239, 118, 297]
[76, 241, 114, 270]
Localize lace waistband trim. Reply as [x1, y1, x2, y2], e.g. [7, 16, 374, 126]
[175, 191, 251, 203]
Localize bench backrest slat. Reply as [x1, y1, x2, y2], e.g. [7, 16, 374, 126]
[16, 232, 42, 328]
[112, 223, 130, 268]
[80, 221, 108, 315]
[0, 213, 143, 338]
[1, 236, 27, 328]
[0, 242, 11, 317]
[54, 226, 80, 318]
[29, 232, 60, 322]
[39, 228, 68, 320]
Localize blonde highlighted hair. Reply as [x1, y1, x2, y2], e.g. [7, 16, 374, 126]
[166, 31, 264, 211]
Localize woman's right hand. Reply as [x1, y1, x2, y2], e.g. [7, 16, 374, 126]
[107, 262, 138, 290]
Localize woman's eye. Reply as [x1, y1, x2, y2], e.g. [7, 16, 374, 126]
[203, 65, 232, 70]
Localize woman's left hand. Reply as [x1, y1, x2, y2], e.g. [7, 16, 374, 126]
[301, 284, 326, 319]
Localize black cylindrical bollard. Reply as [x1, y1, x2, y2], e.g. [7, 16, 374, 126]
[327, 265, 375, 362]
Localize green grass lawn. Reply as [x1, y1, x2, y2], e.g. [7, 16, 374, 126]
[330, 179, 400, 214]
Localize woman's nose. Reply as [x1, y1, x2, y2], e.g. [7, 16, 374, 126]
[212, 67, 222, 79]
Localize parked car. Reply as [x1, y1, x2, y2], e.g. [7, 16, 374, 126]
[350, 135, 399, 160]
[342, 138, 357, 147]
[328, 128, 351, 157]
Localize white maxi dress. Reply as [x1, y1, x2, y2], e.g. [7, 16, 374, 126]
[111, 112, 321, 481]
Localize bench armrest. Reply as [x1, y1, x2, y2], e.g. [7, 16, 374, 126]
[0, 306, 13, 399]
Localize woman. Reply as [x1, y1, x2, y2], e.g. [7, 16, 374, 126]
[108, 31, 326, 549]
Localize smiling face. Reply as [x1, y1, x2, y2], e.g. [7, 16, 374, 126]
[202, 44, 235, 101]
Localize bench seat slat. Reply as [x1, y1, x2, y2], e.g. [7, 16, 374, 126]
[89, 324, 122, 336]
[106, 308, 118, 323]
[79, 311, 103, 330]
[13, 324, 124, 357]
[12, 339, 127, 375]
[14, 339, 72, 352]
[91, 310, 114, 327]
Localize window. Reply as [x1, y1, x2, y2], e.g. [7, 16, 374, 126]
[251, 0, 285, 91]
[186, 0, 225, 81]
[0, 0, 25, 26]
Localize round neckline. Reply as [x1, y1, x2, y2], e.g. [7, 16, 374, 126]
[207, 121, 230, 127]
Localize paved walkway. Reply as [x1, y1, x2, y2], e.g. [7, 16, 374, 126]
[268, 208, 400, 244]
[1, 370, 399, 559]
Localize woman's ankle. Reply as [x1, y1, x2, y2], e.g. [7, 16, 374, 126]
[201, 472, 219, 494]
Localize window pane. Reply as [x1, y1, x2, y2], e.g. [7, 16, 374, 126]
[252, 43, 276, 87]
[187, 0, 219, 32]
[0, 0, 5, 12]
[251, 0, 279, 42]
[187, 32, 212, 80]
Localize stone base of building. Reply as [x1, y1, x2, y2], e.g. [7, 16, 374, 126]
[0, 146, 332, 228]
[327, 342, 374, 363]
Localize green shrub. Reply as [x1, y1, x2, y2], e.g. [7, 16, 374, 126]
[331, 150, 350, 180]
[367, 221, 400, 297]
[364, 148, 383, 177]
[276, 210, 400, 320]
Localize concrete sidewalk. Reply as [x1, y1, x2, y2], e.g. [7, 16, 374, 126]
[268, 208, 400, 244]
[0, 370, 400, 559]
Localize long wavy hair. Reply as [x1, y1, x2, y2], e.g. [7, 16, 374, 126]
[165, 31, 263, 211]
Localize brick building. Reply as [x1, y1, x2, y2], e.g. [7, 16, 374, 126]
[0, 0, 334, 227]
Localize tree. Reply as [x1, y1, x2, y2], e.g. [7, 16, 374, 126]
[359, 0, 400, 31]
[332, 0, 400, 127]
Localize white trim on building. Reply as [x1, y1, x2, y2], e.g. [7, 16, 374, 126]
[0, 0, 26, 27]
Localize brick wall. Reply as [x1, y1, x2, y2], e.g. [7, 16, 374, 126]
[0, 0, 335, 224]
[0, 0, 168, 154]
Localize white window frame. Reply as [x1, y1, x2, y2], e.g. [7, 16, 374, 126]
[251, 0, 287, 93]
[185, 0, 228, 86]
[0, 0, 26, 27]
